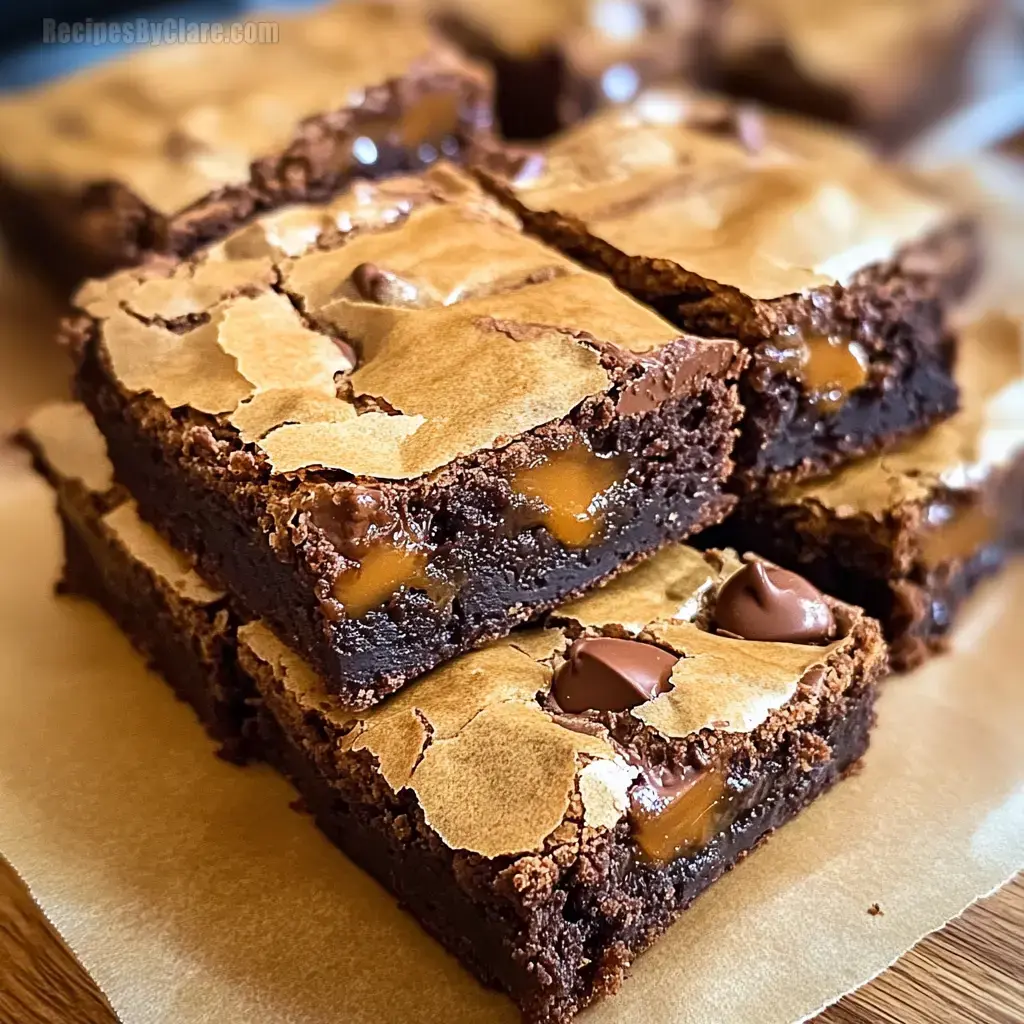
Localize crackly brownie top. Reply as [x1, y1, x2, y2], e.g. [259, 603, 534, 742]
[23, 401, 224, 606]
[74, 163, 737, 482]
[721, 0, 986, 116]
[776, 313, 1024, 518]
[0, 3, 471, 213]
[499, 89, 952, 300]
[240, 543, 877, 859]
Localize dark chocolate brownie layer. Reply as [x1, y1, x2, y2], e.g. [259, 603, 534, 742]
[704, 313, 1024, 670]
[20, 402, 255, 759]
[0, 3, 492, 290]
[239, 545, 886, 1024]
[476, 93, 979, 487]
[68, 164, 743, 707]
[713, 0, 994, 150]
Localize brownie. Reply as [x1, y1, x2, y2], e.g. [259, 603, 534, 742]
[0, 2, 492, 291]
[432, 0, 717, 140]
[67, 163, 745, 709]
[705, 313, 1024, 670]
[19, 400, 254, 760]
[714, 0, 995, 150]
[241, 544, 886, 1023]
[476, 91, 980, 486]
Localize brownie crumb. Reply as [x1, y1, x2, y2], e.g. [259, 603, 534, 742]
[868, 903, 884, 917]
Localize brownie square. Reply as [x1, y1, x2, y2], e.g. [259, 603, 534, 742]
[19, 401, 255, 759]
[714, 0, 995, 150]
[705, 312, 1024, 669]
[68, 163, 745, 708]
[240, 544, 885, 1023]
[0, 2, 493, 291]
[432, 0, 718, 139]
[476, 91, 980, 486]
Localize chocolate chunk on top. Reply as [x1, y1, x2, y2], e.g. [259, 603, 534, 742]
[714, 561, 836, 644]
[552, 636, 676, 712]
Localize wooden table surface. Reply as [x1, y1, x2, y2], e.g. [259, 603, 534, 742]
[1, 858, 1021, 1024]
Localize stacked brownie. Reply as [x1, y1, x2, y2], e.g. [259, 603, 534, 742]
[713, 0, 996, 150]
[66, 164, 745, 705]
[24, 396, 886, 1023]
[477, 92, 978, 487]
[8, 17, 1021, 1021]
[31, 145, 900, 1021]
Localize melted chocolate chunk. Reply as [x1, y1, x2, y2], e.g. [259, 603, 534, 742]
[350, 261, 420, 306]
[714, 562, 836, 644]
[307, 485, 393, 558]
[551, 637, 676, 713]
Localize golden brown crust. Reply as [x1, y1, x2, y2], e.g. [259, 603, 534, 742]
[72, 164, 737, 483]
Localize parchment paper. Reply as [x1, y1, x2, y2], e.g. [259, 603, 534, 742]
[0, 462, 1022, 1024]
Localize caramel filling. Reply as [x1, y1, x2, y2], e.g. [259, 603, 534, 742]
[509, 443, 628, 548]
[631, 769, 732, 863]
[799, 334, 870, 413]
[919, 502, 998, 570]
[332, 544, 434, 619]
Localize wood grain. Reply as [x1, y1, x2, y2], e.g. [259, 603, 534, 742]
[1, 857, 1020, 1024]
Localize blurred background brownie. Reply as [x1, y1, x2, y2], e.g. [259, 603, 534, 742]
[713, 0, 998, 150]
[478, 91, 979, 487]
[431, 0, 718, 139]
[0, 2, 493, 290]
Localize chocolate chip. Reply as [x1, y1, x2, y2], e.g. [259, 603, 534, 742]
[349, 262, 420, 306]
[350, 262, 384, 300]
[551, 637, 676, 714]
[308, 485, 394, 556]
[714, 562, 836, 644]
